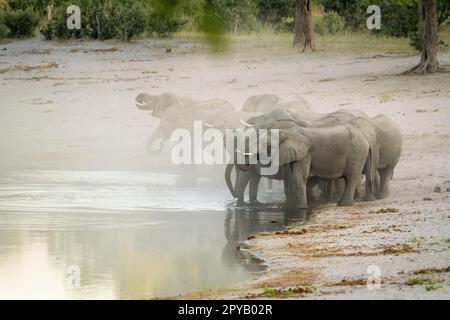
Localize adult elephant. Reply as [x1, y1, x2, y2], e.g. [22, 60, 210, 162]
[236, 124, 372, 208]
[225, 109, 370, 205]
[241, 94, 314, 114]
[134, 92, 257, 154]
[370, 115, 402, 198]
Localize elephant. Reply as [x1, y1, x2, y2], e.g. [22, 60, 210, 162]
[225, 108, 371, 205]
[241, 94, 314, 114]
[134, 92, 258, 154]
[258, 112, 401, 201]
[236, 124, 373, 208]
[370, 114, 402, 198]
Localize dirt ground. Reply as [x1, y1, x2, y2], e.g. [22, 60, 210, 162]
[0, 37, 449, 299]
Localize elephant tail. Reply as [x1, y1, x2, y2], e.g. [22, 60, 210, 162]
[225, 164, 236, 198]
[366, 143, 378, 196]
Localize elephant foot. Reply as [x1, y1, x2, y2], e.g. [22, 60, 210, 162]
[377, 191, 389, 199]
[338, 199, 354, 207]
[364, 194, 377, 202]
[249, 199, 261, 206]
[236, 199, 245, 207]
[284, 202, 308, 210]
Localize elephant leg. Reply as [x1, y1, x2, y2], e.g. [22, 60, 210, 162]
[283, 175, 294, 206]
[325, 179, 336, 202]
[364, 173, 377, 201]
[354, 176, 364, 200]
[249, 174, 261, 204]
[235, 170, 251, 206]
[338, 175, 358, 206]
[378, 167, 393, 199]
[374, 170, 381, 198]
[291, 158, 310, 209]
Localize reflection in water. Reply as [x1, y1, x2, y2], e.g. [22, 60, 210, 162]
[0, 171, 309, 299]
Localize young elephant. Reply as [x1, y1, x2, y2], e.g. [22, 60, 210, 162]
[371, 115, 402, 198]
[238, 125, 372, 208]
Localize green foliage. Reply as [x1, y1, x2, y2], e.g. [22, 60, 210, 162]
[319, 0, 449, 51]
[255, 0, 294, 30]
[147, 0, 187, 36]
[405, 277, 434, 286]
[219, 0, 258, 32]
[41, 0, 148, 41]
[263, 287, 276, 297]
[114, 1, 147, 41]
[315, 11, 346, 35]
[0, 17, 9, 38]
[197, 0, 229, 50]
[3, 7, 40, 37]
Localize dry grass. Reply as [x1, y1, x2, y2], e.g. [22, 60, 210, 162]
[174, 28, 450, 54]
[0, 62, 58, 74]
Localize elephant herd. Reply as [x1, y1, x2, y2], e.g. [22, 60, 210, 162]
[135, 92, 402, 210]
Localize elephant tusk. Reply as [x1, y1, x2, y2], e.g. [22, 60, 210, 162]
[134, 99, 147, 107]
[235, 150, 254, 156]
[203, 122, 215, 128]
[240, 118, 255, 127]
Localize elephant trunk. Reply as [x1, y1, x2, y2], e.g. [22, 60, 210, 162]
[225, 164, 236, 198]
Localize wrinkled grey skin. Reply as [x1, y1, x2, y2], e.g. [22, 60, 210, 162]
[237, 125, 371, 208]
[241, 94, 313, 114]
[135, 93, 258, 154]
[370, 114, 402, 198]
[226, 109, 370, 205]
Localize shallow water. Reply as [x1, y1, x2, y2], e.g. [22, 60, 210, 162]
[0, 170, 308, 299]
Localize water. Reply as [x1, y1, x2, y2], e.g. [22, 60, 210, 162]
[0, 170, 308, 299]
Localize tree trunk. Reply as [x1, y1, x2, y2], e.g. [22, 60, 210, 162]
[293, 0, 315, 51]
[404, 0, 442, 74]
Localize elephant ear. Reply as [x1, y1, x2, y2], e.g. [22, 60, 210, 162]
[278, 131, 311, 166]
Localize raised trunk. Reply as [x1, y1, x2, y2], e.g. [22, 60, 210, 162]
[404, 0, 442, 74]
[293, 0, 315, 51]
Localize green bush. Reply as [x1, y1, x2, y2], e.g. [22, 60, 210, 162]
[42, 3, 87, 40]
[0, 12, 9, 38]
[315, 12, 346, 35]
[147, 0, 187, 36]
[148, 14, 184, 37]
[319, 0, 449, 38]
[114, 2, 147, 41]
[3, 7, 40, 37]
[0, 22, 9, 38]
[41, 0, 148, 41]
[256, 0, 294, 29]
[409, 29, 449, 52]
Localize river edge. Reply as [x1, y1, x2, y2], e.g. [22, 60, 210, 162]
[180, 200, 449, 300]
[178, 135, 450, 299]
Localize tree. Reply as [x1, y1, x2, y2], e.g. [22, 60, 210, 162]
[405, 0, 443, 74]
[293, 0, 315, 51]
